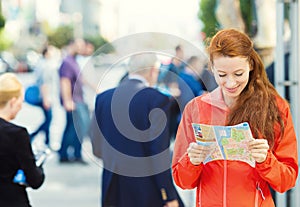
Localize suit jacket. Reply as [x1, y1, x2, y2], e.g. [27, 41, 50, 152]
[92, 78, 184, 207]
[0, 118, 45, 207]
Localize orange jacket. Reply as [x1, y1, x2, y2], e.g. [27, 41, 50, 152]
[172, 88, 298, 207]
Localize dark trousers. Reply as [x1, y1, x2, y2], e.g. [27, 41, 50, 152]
[30, 102, 52, 145]
[59, 111, 82, 160]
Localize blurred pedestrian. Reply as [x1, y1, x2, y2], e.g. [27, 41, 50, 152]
[76, 39, 98, 110]
[0, 73, 45, 207]
[198, 66, 218, 92]
[76, 39, 95, 69]
[58, 39, 89, 164]
[91, 53, 184, 207]
[169, 45, 185, 75]
[178, 56, 206, 112]
[159, 44, 185, 97]
[172, 29, 298, 207]
[30, 45, 57, 147]
[158, 45, 185, 140]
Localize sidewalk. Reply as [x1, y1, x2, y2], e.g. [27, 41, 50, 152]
[13, 73, 195, 207]
[28, 147, 102, 207]
[14, 100, 102, 207]
[18, 104, 195, 207]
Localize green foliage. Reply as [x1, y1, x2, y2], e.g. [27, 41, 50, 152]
[198, 0, 220, 38]
[0, 30, 13, 51]
[284, 3, 290, 20]
[240, 0, 257, 37]
[0, 13, 5, 29]
[0, 11, 7, 51]
[84, 35, 114, 54]
[199, 0, 256, 38]
[46, 25, 114, 53]
[47, 25, 74, 49]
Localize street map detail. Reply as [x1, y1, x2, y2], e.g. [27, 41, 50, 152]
[191, 122, 255, 167]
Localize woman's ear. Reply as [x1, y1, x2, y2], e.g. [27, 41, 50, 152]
[8, 97, 17, 108]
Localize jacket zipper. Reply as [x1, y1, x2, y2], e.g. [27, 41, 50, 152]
[199, 182, 202, 207]
[255, 188, 259, 207]
[255, 182, 265, 207]
[223, 160, 227, 207]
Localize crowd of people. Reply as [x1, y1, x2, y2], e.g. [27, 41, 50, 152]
[0, 38, 97, 206]
[0, 28, 298, 207]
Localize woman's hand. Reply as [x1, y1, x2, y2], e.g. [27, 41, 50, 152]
[248, 138, 269, 163]
[187, 142, 213, 165]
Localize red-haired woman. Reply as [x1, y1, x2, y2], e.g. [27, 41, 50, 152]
[172, 29, 298, 207]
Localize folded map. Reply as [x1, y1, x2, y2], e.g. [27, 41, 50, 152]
[191, 122, 255, 167]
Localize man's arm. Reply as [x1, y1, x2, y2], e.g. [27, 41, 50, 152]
[60, 77, 74, 111]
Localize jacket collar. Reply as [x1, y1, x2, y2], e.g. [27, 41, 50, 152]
[201, 87, 230, 112]
[128, 74, 150, 87]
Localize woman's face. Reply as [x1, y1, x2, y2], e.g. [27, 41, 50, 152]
[212, 56, 251, 107]
[10, 93, 23, 120]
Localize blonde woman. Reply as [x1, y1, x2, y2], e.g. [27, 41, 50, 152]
[0, 73, 45, 207]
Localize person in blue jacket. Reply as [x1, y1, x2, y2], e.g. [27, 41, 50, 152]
[91, 53, 184, 207]
[178, 56, 206, 109]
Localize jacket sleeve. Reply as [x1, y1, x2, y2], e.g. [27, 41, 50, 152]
[147, 93, 181, 203]
[15, 128, 45, 189]
[90, 113, 102, 159]
[172, 100, 203, 189]
[255, 101, 298, 193]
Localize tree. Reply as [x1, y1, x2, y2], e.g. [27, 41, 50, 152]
[84, 35, 114, 54]
[47, 25, 74, 49]
[198, 0, 279, 65]
[198, 0, 220, 38]
[0, 0, 5, 29]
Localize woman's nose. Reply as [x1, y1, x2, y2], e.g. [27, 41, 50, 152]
[225, 76, 236, 87]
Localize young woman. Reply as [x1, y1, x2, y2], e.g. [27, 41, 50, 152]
[0, 73, 45, 207]
[172, 29, 298, 207]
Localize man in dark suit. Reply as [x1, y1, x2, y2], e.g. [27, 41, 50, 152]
[91, 53, 184, 207]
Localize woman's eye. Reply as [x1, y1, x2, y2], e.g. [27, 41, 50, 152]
[235, 73, 243, 77]
[219, 74, 226, 77]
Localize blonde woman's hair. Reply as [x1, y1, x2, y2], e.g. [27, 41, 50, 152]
[0, 73, 22, 108]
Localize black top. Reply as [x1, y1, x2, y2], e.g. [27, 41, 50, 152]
[0, 118, 45, 207]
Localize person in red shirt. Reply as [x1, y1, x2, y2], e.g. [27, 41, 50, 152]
[172, 28, 298, 207]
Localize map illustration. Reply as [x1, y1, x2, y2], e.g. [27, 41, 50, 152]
[191, 122, 255, 167]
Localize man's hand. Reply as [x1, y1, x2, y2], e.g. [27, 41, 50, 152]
[63, 99, 75, 111]
[164, 199, 179, 207]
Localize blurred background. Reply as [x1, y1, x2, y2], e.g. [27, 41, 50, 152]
[0, 0, 294, 72]
[0, 0, 299, 207]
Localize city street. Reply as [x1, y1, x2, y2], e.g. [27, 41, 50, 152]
[0, 0, 298, 206]
[27, 144, 102, 207]
[12, 72, 104, 207]
[13, 72, 195, 207]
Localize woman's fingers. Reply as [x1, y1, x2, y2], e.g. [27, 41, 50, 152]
[249, 139, 269, 163]
[187, 142, 213, 165]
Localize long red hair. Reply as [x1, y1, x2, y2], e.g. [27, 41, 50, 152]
[207, 29, 284, 147]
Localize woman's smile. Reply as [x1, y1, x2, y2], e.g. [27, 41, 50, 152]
[225, 86, 239, 93]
